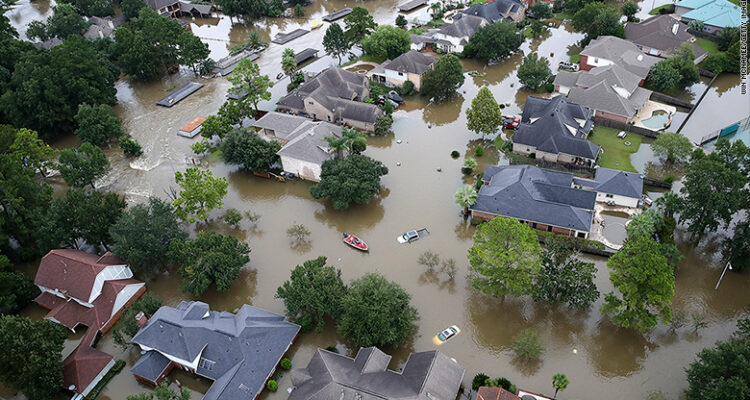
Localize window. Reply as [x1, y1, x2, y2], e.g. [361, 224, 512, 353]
[398, 72, 404, 76]
[594, 58, 599, 63]
[198, 358, 216, 371]
[577, 232, 586, 238]
[308, 101, 314, 105]
[532, 223, 538, 229]
[605, 194, 614, 198]
[547, 226, 553, 232]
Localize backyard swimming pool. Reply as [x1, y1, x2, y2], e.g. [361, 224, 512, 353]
[641, 109, 671, 130]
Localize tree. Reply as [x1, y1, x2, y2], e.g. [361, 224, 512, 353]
[74, 103, 123, 145]
[361, 25, 411, 60]
[716, 27, 739, 51]
[177, 32, 210, 76]
[114, 8, 185, 80]
[421, 54, 465, 101]
[120, 0, 147, 19]
[286, 224, 311, 244]
[455, 185, 478, 216]
[685, 337, 750, 400]
[200, 115, 232, 139]
[462, 157, 478, 174]
[649, 43, 699, 91]
[281, 48, 297, 77]
[511, 329, 545, 360]
[0, 316, 68, 400]
[26, 4, 88, 41]
[0, 255, 39, 315]
[343, 6, 376, 44]
[58, 0, 113, 16]
[417, 250, 440, 270]
[626, 208, 681, 269]
[324, 128, 367, 158]
[725, 219, 750, 271]
[650, 132, 693, 163]
[222, 208, 242, 228]
[601, 235, 674, 331]
[529, 2, 553, 18]
[552, 373, 569, 398]
[226, 59, 272, 116]
[532, 239, 599, 309]
[337, 272, 419, 347]
[221, 128, 280, 171]
[622, 0, 639, 21]
[647, 60, 682, 92]
[701, 52, 730, 74]
[467, 21, 523, 61]
[57, 142, 111, 188]
[173, 167, 229, 223]
[40, 189, 126, 250]
[310, 155, 388, 209]
[396, 14, 408, 29]
[127, 382, 191, 400]
[529, 19, 548, 38]
[112, 292, 162, 348]
[687, 19, 704, 32]
[323, 23, 351, 65]
[244, 30, 267, 49]
[466, 87, 502, 137]
[7, 127, 58, 176]
[168, 231, 250, 296]
[517, 53, 552, 90]
[468, 217, 542, 298]
[572, 3, 624, 42]
[275, 256, 347, 332]
[119, 136, 143, 156]
[110, 197, 187, 273]
[293, 3, 304, 16]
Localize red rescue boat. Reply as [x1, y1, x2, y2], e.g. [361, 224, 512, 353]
[342, 233, 368, 251]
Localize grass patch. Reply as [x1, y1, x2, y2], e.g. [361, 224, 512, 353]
[695, 37, 720, 55]
[341, 54, 387, 67]
[408, 27, 427, 35]
[84, 360, 126, 400]
[588, 126, 642, 172]
[553, 10, 574, 20]
[569, 53, 581, 63]
[649, 4, 673, 14]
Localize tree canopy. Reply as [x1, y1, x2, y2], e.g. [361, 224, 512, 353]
[221, 128, 280, 172]
[0, 316, 68, 400]
[528, 2, 552, 19]
[650, 132, 693, 163]
[127, 382, 191, 400]
[467, 21, 523, 61]
[421, 54, 465, 101]
[571, 3, 624, 43]
[648, 44, 700, 92]
[361, 25, 411, 60]
[532, 238, 599, 309]
[468, 217, 542, 298]
[466, 86, 503, 137]
[26, 3, 88, 41]
[323, 23, 351, 65]
[120, 0, 147, 19]
[343, 6, 376, 44]
[276, 256, 348, 332]
[173, 167, 229, 223]
[337, 272, 419, 348]
[58, 0, 113, 17]
[226, 59, 272, 117]
[110, 197, 187, 273]
[621, 0, 639, 21]
[57, 142, 111, 188]
[112, 292, 162, 349]
[0, 255, 39, 315]
[310, 154, 388, 209]
[685, 329, 750, 400]
[74, 103, 123, 145]
[168, 231, 250, 296]
[517, 53, 552, 90]
[4, 126, 58, 176]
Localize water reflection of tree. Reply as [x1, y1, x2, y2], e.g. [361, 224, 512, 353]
[313, 190, 388, 232]
[198, 267, 259, 305]
[514, 87, 543, 111]
[528, 29, 553, 53]
[476, 53, 524, 86]
[454, 220, 475, 241]
[510, 355, 543, 376]
[418, 270, 457, 293]
[422, 96, 465, 127]
[583, 319, 654, 378]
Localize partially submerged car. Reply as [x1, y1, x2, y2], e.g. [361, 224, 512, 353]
[503, 115, 520, 129]
[433, 325, 461, 345]
[396, 228, 430, 244]
[558, 61, 579, 72]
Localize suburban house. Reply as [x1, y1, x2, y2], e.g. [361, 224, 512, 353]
[288, 347, 466, 400]
[83, 15, 125, 40]
[554, 64, 653, 123]
[252, 111, 342, 181]
[578, 36, 660, 85]
[574, 167, 645, 207]
[145, 0, 213, 18]
[674, 0, 747, 33]
[276, 67, 382, 132]
[475, 386, 521, 400]
[410, 14, 486, 54]
[130, 301, 300, 400]
[470, 165, 596, 238]
[624, 15, 708, 63]
[370, 50, 436, 90]
[516, 390, 554, 400]
[462, 0, 526, 22]
[33, 249, 146, 400]
[512, 96, 600, 166]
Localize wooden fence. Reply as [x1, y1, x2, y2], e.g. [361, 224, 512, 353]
[643, 176, 673, 189]
[592, 117, 660, 138]
[649, 92, 695, 109]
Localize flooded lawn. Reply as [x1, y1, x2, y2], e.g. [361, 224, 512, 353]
[5, 1, 750, 400]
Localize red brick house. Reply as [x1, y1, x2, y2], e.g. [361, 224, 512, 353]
[475, 386, 521, 400]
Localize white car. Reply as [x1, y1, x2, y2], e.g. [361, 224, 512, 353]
[433, 325, 461, 345]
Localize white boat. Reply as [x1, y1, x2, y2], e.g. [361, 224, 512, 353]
[310, 21, 323, 29]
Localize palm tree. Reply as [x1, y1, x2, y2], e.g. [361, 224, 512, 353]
[324, 135, 348, 159]
[430, 2, 442, 19]
[455, 185, 478, 217]
[552, 373, 569, 398]
[244, 31, 267, 49]
[281, 48, 297, 77]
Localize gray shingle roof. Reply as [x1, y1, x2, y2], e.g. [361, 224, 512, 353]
[625, 15, 707, 59]
[382, 50, 435, 75]
[288, 347, 465, 400]
[276, 122, 341, 165]
[593, 167, 644, 198]
[581, 36, 660, 79]
[130, 351, 171, 382]
[567, 81, 652, 118]
[553, 70, 579, 88]
[576, 64, 642, 94]
[253, 112, 315, 141]
[145, 0, 177, 11]
[462, 0, 525, 22]
[471, 165, 596, 232]
[513, 96, 600, 160]
[437, 14, 485, 38]
[131, 301, 300, 400]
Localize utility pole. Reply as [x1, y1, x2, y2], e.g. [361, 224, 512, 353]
[714, 261, 732, 290]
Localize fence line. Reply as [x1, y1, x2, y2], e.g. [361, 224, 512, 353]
[592, 117, 660, 138]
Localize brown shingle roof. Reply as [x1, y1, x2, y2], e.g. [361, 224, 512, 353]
[34, 250, 119, 302]
[476, 386, 522, 400]
[62, 329, 114, 395]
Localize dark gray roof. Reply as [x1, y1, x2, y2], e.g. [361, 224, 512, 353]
[132, 301, 300, 400]
[567, 80, 652, 118]
[624, 15, 707, 59]
[288, 347, 465, 400]
[322, 7, 352, 21]
[398, 0, 428, 11]
[593, 167, 644, 198]
[437, 14, 485, 38]
[576, 64, 642, 94]
[253, 112, 342, 165]
[146, 0, 177, 11]
[462, 0, 525, 22]
[471, 165, 596, 232]
[295, 48, 318, 64]
[130, 351, 171, 382]
[272, 28, 310, 44]
[156, 82, 203, 107]
[382, 50, 435, 75]
[581, 36, 660, 79]
[179, 1, 212, 15]
[513, 96, 599, 160]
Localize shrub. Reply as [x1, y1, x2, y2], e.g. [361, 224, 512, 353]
[223, 208, 243, 228]
[119, 136, 143, 157]
[511, 329, 545, 360]
[451, 150, 460, 158]
[280, 358, 292, 370]
[462, 157, 478, 175]
[401, 80, 416, 95]
[325, 345, 339, 353]
[664, 175, 675, 183]
[472, 373, 490, 390]
[417, 250, 440, 271]
[266, 379, 277, 391]
[474, 145, 484, 156]
[544, 82, 555, 92]
[295, 314, 314, 332]
[293, 3, 304, 16]
[375, 115, 394, 135]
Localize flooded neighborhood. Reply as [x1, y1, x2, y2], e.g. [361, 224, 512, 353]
[0, 0, 749, 399]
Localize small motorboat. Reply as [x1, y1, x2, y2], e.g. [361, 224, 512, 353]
[343, 233, 368, 251]
[311, 21, 323, 29]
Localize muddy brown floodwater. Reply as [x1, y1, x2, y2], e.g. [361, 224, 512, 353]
[3, 0, 750, 399]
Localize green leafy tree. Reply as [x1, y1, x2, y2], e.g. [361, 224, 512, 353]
[532, 239, 599, 309]
[648, 61, 681, 92]
[626, 208, 681, 269]
[114, 8, 185, 80]
[323, 23, 351, 65]
[650, 132, 693, 163]
[200, 115, 232, 139]
[421, 54, 465, 101]
[621, 0, 639, 21]
[552, 373, 569, 398]
[178, 31, 210, 76]
[168, 231, 250, 296]
[511, 329, 545, 360]
[716, 27, 739, 51]
[281, 48, 297, 76]
[57, 142, 111, 188]
[701, 52, 729, 74]
[310, 155, 389, 209]
[462, 157, 478, 174]
[724, 40, 741, 73]
[127, 382, 191, 400]
[26, 3, 88, 41]
[221, 128, 281, 171]
[529, 19, 548, 38]
[112, 292, 162, 349]
[74, 103, 123, 145]
[466, 86, 503, 137]
[455, 185, 478, 215]
[7, 127, 58, 176]
[40, 189, 126, 250]
[343, 6, 376, 44]
[337, 272, 419, 347]
[120, 0, 147, 19]
[687, 19, 704, 32]
[58, 0, 113, 16]
[725, 220, 750, 271]
[685, 337, 750, 400]
[173, 167, 229, 223]
[529, 2, 553, 18]
[110, 197, 187, 273]
[396, 14, 408, 28]
[517, 53, 552, 90]
[276, 256, 348, 332]
[222, 208, 242, 228]
[601, 235, 674, 331]
[213, 0, 268, 19]
[467, 21, 523, 61]
[244, 30, 267, 49]
[0, 316, 68, 400]
[572, 3, 624, 42]
[0, 255, 39, 315]
[468, 217, 542, 298]
[649, 43, 699, 91]
[226, 59, 272, 116]
[119, 136, 143, 156]
[361, 25, 411, 60]
[293, 3, 304, 16]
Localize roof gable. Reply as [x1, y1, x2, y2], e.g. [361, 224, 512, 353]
[382, 50, 435, 75]
[35, 250, 126, 303]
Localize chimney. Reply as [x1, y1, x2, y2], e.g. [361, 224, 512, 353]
[135, 311, 148, 328]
